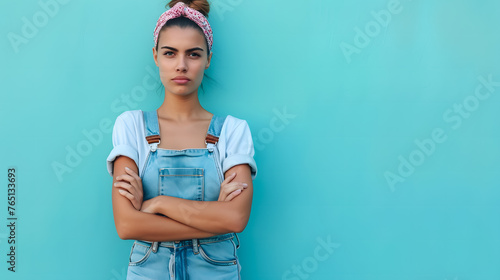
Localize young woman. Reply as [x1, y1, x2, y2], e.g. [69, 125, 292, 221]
[105, 1, 258, 279]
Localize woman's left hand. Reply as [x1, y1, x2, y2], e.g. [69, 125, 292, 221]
[140, 197, 158, 214]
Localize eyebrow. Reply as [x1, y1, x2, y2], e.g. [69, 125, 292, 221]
[161, 46, 204, 52]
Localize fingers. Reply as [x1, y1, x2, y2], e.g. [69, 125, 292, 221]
[218, 181, 248, 201]
[116, 168, 143, 198]
[116, 174, 135, 185]
[224, 189, 242, 201]
[114, 167, 142, 210]
[116, 167, 141, 186]
[117, 188, 135, 201]
[124, 167, 142, 182]
[118, 190, 141, 210]
[114, 181, 140, 203]
[115, 182, 141, 210]
[116, 174, 140, 194]
[114, 181, 136, 194]
[223, 182, 248, 194]
[223, 172, 237, 184]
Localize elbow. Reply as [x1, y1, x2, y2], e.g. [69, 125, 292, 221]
[227, 212, 249, 233]
[115, 220, 134, 240]
[231, 223, 246, 234]
[117, 229, 131, 240]
[114, 207, 144, 240]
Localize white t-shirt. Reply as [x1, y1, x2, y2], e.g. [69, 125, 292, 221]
[106, 110, 258, 180]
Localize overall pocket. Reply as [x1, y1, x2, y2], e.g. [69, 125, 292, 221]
[198, 239, 238, 266]
[128, 242, 152, 266]
[159, 168, 204, 201]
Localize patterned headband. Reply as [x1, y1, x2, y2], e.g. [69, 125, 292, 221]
[153, 2, 213, 52]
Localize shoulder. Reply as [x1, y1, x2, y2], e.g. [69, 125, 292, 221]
[116, 110, 143, 123]
[219, 114, 254, 144]
[112, 110, 146, 139]
[222, 114, 250, 132]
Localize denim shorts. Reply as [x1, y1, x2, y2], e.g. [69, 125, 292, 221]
[127, 233, 241, 279]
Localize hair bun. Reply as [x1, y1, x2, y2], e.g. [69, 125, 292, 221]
[167, 0, 210, 18]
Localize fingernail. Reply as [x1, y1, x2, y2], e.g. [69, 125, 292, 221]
[114, 182, 118, 186]
[242, 183, 248, 188]
[118, 189, 125, 194]
[232, 172, 236, 176]
[125, 167, 130, 170]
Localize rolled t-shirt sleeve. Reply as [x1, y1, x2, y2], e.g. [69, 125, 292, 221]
[221, 120, 258, 180]
[106, 113, 139, 177]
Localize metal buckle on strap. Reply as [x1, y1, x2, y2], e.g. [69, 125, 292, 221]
[150, 140, 160, 152]
[150, 144, 156, 152]
[208, 146, 214, 152]
[146, 135, 160, 152]
[205, 133, 218, 152]
[205, 141, 214, 152]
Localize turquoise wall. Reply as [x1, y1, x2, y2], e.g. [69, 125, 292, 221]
[1, 0, 499, 279]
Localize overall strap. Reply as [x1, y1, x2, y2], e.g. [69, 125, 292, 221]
[143, 110, 161, 254]
[205, 115, 227, 152]
[142, 110, 160, 152]
[196, 114, 229, 251]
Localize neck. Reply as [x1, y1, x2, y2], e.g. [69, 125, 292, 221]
[157, 88, 206, 122]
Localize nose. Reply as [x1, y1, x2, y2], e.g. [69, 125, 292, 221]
[176, 56, 187, 72]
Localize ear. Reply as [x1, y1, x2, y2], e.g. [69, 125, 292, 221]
[152, 47, 159, 67]
[205, 52, 212, 69]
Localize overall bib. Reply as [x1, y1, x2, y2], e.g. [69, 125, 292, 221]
[127, 110, 241, 280]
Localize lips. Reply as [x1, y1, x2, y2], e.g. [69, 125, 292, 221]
[172, 76, 190, 85]
[172, 76, 190, 81]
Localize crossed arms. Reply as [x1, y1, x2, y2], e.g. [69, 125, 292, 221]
[111, 155, 253, 242]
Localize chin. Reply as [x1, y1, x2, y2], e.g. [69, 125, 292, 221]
[171, 88, 195, 95]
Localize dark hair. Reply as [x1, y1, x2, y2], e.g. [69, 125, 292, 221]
[155, 0, 214, 95]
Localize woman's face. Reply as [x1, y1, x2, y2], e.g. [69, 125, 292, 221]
[153, 26, 212, 96]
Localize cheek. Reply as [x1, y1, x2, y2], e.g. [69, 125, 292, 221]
[157, 57, 173, 68]
[191, 62, 207, 77]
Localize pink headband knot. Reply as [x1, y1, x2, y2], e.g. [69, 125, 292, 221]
[153, 2, 213, 52]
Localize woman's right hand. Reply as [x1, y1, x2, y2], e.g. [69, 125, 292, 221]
[114, 166, 144, 210]
[218, 172, 248, 202]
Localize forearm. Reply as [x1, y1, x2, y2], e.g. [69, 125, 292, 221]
[154, 194, 251, 234]
[118, 209, 217, 241]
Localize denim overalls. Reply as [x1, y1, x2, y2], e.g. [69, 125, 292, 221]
[127, 110, 241, 280]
